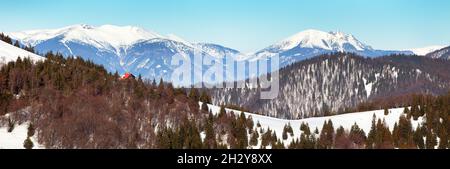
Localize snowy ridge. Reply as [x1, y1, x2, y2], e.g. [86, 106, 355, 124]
[0, 40, 44, 65]
[408, 45, 446, 56]
[10, 24, 165, 55]
[10, 24, 164, 47]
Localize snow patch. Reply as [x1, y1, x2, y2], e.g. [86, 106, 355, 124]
[0, 121, 42, 149]
[362, 77, 373, 98]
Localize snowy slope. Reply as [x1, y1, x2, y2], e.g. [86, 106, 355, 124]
[0, 121, 42, 149]
[201, 102, 423, 146]
[408, 45, 446, 56]
[0, 40, 44, 65]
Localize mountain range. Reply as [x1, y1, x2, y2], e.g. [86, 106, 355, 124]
[209, 53, 450, 119]
[7, 24, 446, 82]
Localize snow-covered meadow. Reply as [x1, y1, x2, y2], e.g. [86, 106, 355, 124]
[202, 102, 422, 146]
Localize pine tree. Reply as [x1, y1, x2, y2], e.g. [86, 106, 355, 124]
[413, 125, 424, 149]
[7, 117, 15, 133]
[199, 90, 211, 104]
[27, 123, 35, 137]
[256, 121, 261, 128]
[282, 123, 293, 140]
[367, 114, 377, 149]
[157, 78, 164, 91]
[314, 127, 319, 135]
[184, 120, 203, 149]
[188, 87, 199, 102]
[318, 120, 334, 149]
[282, 127, 288, 140]
[23, 137, 34, 149]
[300, 122, 311, 135]
[13, 40, 21, 48]
[349, 123, 366, 148]
[392, 122, 399, 147]
[425, 131, 437, 149]
[438, 126, 448, 149]
[246, 115, 254, 131]
[218, 106, 226, 119]
[249, 129, 259, 146]
[201, 102, 209, 112]
[398, 115, 414, 148]
[403, 107, 410, 116]
[204, 112, 216, 148]
[381, 125, 394, 149]
[335, 126, 348, 148]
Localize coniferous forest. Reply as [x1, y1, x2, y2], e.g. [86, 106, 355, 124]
[0, 49, 448, 149]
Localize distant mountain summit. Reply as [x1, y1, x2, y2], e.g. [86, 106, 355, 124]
[253, 29, 413, 66]
[270, 29, 372, 52]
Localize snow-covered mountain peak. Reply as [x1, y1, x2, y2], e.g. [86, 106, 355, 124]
[10, 24, 166, 51]
[274, 29, 372, 52]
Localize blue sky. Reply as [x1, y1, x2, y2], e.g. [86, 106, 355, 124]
[1, 0, 449, 52]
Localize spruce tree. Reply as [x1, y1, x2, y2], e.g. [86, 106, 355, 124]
[7, 117, 15, 133]
[256, 121, 261, 128]
[425, 130, 437, 149]
[204, 112, 216, 148]
[282, 126, 288, 140]
[27, 123, 35, 137]
[349, 123, 366, 148]
[13, 40, 21, 48]
[438, 126, 448, 149]
[249, 129, 259, 146]
[218, 106, 226, 119]
[367, 114, 377, 149]
[188, 87, 199, 102]
[392, 122, 399, 147]
[199, 90, 211, 104]
[398, 115, 414, 148]
[413, 125, 424, 149]
[314, 127, 319, 135]
[23, 137, 34, 149]
[201, 102, 209, 112]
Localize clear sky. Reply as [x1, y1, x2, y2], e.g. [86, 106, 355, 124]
[1, 0, 449, 52]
